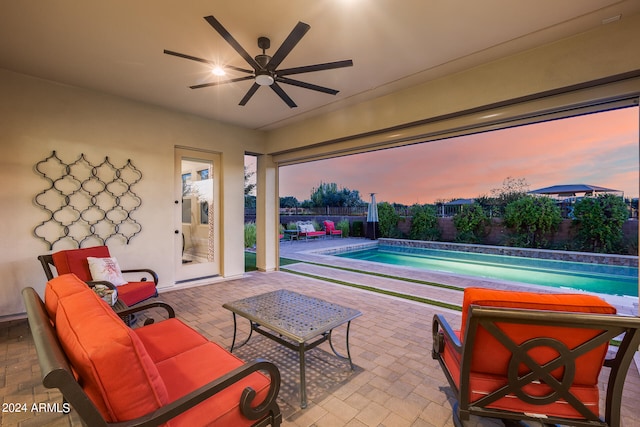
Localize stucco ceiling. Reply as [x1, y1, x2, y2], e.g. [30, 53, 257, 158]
[1, 1, 638, 131]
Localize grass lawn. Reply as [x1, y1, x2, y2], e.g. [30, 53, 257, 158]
[244, 251, 299, 272]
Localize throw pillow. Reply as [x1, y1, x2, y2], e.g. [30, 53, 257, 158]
[87, 257, 127, 286]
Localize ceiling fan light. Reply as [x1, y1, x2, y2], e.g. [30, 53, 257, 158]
[211, 66, 225, 76]
[255, 71, 274, 86]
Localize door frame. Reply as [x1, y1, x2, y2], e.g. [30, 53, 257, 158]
[174, 147, 221, 283]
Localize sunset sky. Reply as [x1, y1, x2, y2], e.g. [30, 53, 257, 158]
[265, 107, 639, 205]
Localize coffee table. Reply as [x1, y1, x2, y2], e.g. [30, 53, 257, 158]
[223, 289, 362, 408]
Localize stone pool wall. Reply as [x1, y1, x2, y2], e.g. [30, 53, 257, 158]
[379, 238, 638, 267]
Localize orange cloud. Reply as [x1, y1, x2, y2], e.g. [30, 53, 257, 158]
[280, 107, 639, 204]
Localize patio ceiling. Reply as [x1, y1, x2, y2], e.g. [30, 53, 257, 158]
[1, 1, 639, 130]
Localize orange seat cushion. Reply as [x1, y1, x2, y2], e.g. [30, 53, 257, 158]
[156, 341, 272, 427]
[133, 318, 209, 363]
[117, 281, 157, 306]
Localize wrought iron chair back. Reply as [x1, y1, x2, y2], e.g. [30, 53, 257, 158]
[433, 305, 640, 427]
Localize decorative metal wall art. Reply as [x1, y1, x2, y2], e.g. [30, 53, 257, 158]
[34, 151, 143, 249]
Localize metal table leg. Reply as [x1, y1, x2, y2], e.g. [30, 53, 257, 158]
[328, 320, 355, 369]
[229, 313, 253, 352]
[299, 342, 307, 409]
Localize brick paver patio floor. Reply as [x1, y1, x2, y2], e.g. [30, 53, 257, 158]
[2, 238, 639, 426]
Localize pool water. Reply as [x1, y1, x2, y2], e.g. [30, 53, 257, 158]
[336, 245, 639, 297]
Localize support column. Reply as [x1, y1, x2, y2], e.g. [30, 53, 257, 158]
[256, 154, 279, 272]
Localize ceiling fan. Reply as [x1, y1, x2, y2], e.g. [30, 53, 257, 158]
[164, 15, 353, 108]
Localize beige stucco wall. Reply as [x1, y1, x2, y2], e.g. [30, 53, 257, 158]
[266, 12, 640, 154]
[0, 69, 263, 317]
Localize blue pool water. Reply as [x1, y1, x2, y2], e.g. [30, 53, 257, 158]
[336, 245, 639, 297]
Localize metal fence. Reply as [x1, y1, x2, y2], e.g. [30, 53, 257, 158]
[245, 199, 638, 219]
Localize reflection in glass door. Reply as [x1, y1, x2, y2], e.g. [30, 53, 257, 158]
[175, 148, 220, 282]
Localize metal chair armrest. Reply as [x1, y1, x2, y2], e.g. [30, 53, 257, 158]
[121, 268, 159, 286]
[432, 314, 462, 359]
[116, 301, 176, 319]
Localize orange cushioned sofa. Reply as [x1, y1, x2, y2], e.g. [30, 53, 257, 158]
[432, 287, 640, 427]
[23, 273, 281, 427]
[295, 221, 325, 240]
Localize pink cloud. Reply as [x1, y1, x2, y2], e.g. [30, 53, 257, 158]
[279, 107, 639, 204]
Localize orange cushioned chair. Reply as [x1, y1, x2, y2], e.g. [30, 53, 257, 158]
[432, 287, 640, 427]
[22, 274, 281, 426]
[38, 245, 158, 307]
[323, 220, 342, 238]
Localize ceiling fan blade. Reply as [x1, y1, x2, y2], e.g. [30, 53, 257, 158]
[267, 21, 310, 71]
[270, 82, 297, 108]
[190, 76, 255, 89]
[204, 15, 260, 70]
[277, 59, 353, 76]
[277, 77, 339, 95]
[164, 50, 254, 74]
[239, 83, 260, 106]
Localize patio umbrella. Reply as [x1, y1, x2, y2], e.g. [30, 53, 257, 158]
[366, 193, 379, 240]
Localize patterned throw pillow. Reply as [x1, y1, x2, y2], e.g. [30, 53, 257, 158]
[87, 257, 127, 286]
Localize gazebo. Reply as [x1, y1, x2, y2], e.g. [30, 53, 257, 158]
[528, 184, 623, 200]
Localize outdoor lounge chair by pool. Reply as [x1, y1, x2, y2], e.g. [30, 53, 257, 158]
[323, 220, 342, 238]
[432, 287, 640, 427]
[296, 221, 325, 240]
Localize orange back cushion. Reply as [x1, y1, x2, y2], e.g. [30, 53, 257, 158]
[52, 246, 111, 282]
[461, 287, 616, 385]
[44, 273, 89, 321]
[54, 277, 168, 422]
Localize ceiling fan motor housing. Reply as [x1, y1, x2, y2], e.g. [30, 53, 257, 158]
[255, 69, 274, 86]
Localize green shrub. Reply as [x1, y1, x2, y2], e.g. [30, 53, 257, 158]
[336, 219, 350, 237]
[572, 194, 628, 253]
[409, 204, 440, 241]
[504, 195, 561, 248]
[244, 222, 257, 248]
[453, 203, 490, 243]
[286, 222, 297, 230]
[351, 221, 364, 237]
[377, 202, 401, 238]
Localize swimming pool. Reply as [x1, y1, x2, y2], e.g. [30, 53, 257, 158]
[336, 244, 639, 297]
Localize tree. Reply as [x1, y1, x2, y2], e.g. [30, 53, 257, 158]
[453, 202, 490, 243]
[409, 204, 440, 241]
[572, 194, 628, 253]
[309, 182, 363, 207]
[244, 166, 256, 196]
[490, 176, 530, 216]
[503, 195, 561, 248]
[377, 202, 401, 238]
[279, 196, 299, 209]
